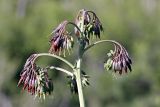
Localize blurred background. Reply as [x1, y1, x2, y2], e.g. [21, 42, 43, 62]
[0, 0, 160, 107]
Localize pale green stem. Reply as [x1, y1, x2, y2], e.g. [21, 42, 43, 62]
[74, 9, 86, 107]
[74, 58, 85, 107]
[50, 66, 73, 76]
[84, 39, 122, 53]
[36, 53, 74, 69]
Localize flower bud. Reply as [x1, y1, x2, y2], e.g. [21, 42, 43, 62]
[104, 44, 132, 75]
[75, 9, 103, 46]
[49, 21, 75, 56]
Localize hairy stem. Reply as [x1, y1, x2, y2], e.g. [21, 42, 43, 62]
[50, 66, 73, 76]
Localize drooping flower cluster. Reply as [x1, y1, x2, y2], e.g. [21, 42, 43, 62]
[18, 54, 53, 99]
[75, 9, 103, 42]
[18, 54, 38, 94]
[104, 43, 132, 75]
[35, 68, 53, 99]
[49, 20, 74, 56]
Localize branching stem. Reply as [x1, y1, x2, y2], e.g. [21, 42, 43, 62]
[36, 53, 74, 69]
[50, 66, 73, 76]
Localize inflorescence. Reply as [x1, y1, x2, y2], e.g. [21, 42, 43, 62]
[18, 54, 53, 99]
[75, 9, 103, 46]
[75, 9, 103, 39]
[48, 9, 104, 56]
[49, 20, 74, 56]
[18, 9, 132, 100]
[104, 43, 132, 75]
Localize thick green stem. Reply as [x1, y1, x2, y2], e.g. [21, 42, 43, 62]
[74, 9, 86, 107]
[75, 58, 85, 107]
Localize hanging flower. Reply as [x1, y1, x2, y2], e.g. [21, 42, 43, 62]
[75, 9, 103, 41]
[35, 68, 53, 99]
[18, 54, 53, 99]
[18, 54, 38, 94]
[104, 43, 132, 75]
[49, 20, 74, 56]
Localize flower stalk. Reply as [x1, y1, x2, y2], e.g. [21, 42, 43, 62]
[84, 39, 122, 53]
[49, 66, 73, 76]
[74, 58, 85, 107]
[37, 53, 74, 69]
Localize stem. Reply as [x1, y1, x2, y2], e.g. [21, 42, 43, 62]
[74, 9, 86, 107]
[67, 22, 82, 34]
[67, 22, 84, 40]
[50, 66, 73, 76]
[75, 58, 85, 107]
[36, 53, 74, 69]
[84, 39, 122, 53]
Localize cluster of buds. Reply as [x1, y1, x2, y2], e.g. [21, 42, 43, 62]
[49, 20, 74, 56]
[35, 68, 53, 99]
[67, 70, 89, 94]
[104, 43, 132, 75]
[18, 54, 53, 99]
[18, 54, 38, 94]
[75, 9, 103, 43]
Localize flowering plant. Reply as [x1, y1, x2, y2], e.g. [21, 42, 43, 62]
[18, 9, 132, 107]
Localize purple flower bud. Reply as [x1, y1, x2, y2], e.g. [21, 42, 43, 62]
[75, 9, 103, 46]
[18, 54, 38, 94]
[105, 43, 132, 75]
[49, 21, 74, 56]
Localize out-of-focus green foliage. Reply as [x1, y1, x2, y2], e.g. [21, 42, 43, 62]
[0, 0, 160, 107]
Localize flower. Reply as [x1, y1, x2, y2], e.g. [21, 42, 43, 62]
[49, 20, 74, 56]
[18, 54, 53, 99]
[104, 43, 132, 75]
[18, 54, 38, 94]
[75, 9, 103, 41]
[35, 68, 53, 99]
